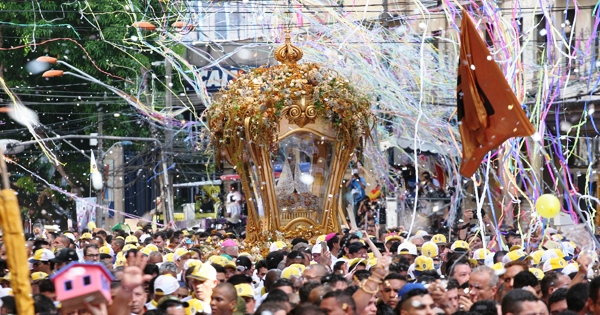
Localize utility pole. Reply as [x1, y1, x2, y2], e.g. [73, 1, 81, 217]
[96, 110, 104, 227]
[163, 57, 174, 224]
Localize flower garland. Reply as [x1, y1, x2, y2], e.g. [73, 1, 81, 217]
[208, 61, 373, 163]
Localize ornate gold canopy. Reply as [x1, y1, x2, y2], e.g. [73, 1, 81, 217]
[208, 32, 373, 247]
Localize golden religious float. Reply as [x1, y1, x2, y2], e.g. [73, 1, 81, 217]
[208, 32, 373, 245]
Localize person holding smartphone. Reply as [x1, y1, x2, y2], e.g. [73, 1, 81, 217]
[346, 170, 367, 219]
[225, 184, 243, 228]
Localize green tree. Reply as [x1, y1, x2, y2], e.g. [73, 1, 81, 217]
[0, 0, 198, 228]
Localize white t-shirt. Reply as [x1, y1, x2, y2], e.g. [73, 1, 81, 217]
[145, 301, 156, 310]
[76, 248, 84, 262]
[226, 191, 243, 223]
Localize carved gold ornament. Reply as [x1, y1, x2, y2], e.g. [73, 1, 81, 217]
[281, 96, 317, 127]
[274, 31, 303, 65]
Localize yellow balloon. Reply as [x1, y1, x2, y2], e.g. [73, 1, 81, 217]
[535, 194, 561, 218]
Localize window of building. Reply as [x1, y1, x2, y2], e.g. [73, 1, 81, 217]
[65, 280, 72, 291]
[83, 276, 91, 286]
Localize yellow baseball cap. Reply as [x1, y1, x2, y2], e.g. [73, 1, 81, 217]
[491, 262, 506, 276]
[29, 249, 55, 263]
[541, 249, 566, 263]
[543, 257, 567, 273]
[140, 247, 154, 256]
[368, 257, 378, 269]
[509, 245, 523, 252]
[224, 260, 237, 270]
[531, 249, 546, 265]
[385, 235, 402, 244]
[174, 248, 193, 261]
[239, 252, 252, 259]
[186, 299, 204, 315]
[282, 264, 305, 279]
[235, 283, 254, 298]
[451, 240, 469, 252]
[348, 258, 367, 270]
[421, 242, 439, 258]
[550, 248, 566, 258]
[502, 250, 531, 264]
[472, 248, 491, 261]
[99, 246, 112, 255]
[415, 230, 429, 237]
[184, 259, 202, 271]
[145, 244, 159, 252]
[1, 273, 10, 282]
[543, 241, 562, 250]
[529, 268, 544, 280]
[414, 256, 434, 272]
[122, 244, 137, 252]
[115, 256, 127, 267]
[208, 255, 229, 267]
[125, 235, 139, 244]
[187, 263, 217, 281]
[79, 233, 92, 240]
[269, 241, 288, 252]
[431, 234, 447, 244]
[31, 272, 48, 282]
[164, 253, 175, 262]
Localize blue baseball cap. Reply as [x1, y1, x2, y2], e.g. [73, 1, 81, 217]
[398, 283, 428, 299]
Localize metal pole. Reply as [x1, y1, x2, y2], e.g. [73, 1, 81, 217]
[9, 135, 174, 225]
[164, 58, 174, 225]
[97, 111, 104, 227]
[161, 152, 173, 225]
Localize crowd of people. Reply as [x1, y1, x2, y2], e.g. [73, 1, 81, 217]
[0, 208, 597, 315]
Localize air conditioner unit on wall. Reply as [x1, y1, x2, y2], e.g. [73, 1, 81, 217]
[553, 211, 575, 227]
[385, 197, 398, 229]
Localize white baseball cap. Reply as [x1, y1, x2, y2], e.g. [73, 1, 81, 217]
[312, 244, 322, 254]
[398, 242, 418, 256]
[140, 234, 151, 243]
[561, 242, 575, 258]
[154, 275, 179, 296]
[29, 249, 55, 263]
[561, 263, 579, 275]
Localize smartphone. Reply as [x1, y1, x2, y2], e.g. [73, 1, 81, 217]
[356, 231, 363, 238]
[474, 211, 487, 222]
[374, 242, 385, 252]
[186, 239, 192, 244]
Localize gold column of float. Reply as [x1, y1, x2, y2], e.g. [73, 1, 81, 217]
[236, 160, 261, 244]
[311, 141, 327, 196]
[257, 146, 279, 230]
[321, 141, 355, 232]
[243, 117, 277, 233]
